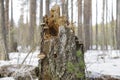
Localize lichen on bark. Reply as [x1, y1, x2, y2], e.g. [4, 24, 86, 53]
[39, 25, 85, 80]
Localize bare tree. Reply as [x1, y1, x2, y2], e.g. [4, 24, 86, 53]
[9, 0, 16, 52]
[111, 0, 115, 49]
[89, 0, 92, 49]
[46, 0, 50, 15]
[62, 0, 65, 15]
[96, 0, 98, 49]
[84, 0, 92, 50]
[5, 0, 9, 33]
[78, 0, 83, 42]
[116, 0, 120, 50]
[0, 0, 9, 60]
[71, 0, 73, 22]
[105, 0, 108, 49]
[62, 0, 69, 19]
[29, 0, 36, 47]
[65, 0, 69, 20]
[101, 0, 105, 50]
[40, 0, 43, 23]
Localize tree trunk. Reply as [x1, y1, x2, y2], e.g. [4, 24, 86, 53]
[78, 0, 83, 42]
[29, 0, 36, 47]
[9, 0, 16, 52]
[38, 25, 85, 80]
[65, 0, 69, 20]
[105, 0, 108, 50]
[62, 0, 65, 16]
[84, 0, 91, 50]
[111, 0, 115, 49]
[71, 0, 73, 22]
[5, 0, 9, 33]
[101, 0, 105, 50]
[0, 0, 9, 60]
[46, 0, 50, 15]
[96, 0, 98, 50]
[39, 0, 43, 48]
[5, 0, 9, 52]
[40, 0, 43, 23]
[116, 0, 120, 50]
[62, 0, 69, 19]
[89, 0, 93, 49]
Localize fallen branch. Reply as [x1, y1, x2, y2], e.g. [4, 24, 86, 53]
[21, 47, 35, 65]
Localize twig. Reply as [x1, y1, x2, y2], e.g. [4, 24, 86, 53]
[17, 52, 21, 64]
[29, 52, 33, 64]
[21, 47, 35, 65]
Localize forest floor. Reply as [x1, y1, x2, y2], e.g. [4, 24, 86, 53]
[0, 47, 120, 80]
[85, 50, 120, 79]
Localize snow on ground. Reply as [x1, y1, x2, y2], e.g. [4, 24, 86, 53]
[85, 50, 120, 79]
[0, 50, 40, 67]
[0, 77, 38, 80]
[0, 47, 40, 80]
[1, 47, 120, 79]
[0, 77, 14, 80]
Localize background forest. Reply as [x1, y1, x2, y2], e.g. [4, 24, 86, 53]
[0, 0, 120, 80]
[0, 0, 118, 60]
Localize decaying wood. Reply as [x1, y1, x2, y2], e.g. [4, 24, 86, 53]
[0, 64, 37, 80]
[38, 4, 85, 80]
[39, 25, 85, 80]
[50, 4, 60, 18]
[43, 4, 74, 40]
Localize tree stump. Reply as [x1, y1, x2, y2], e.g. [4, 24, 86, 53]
[38, 26, 85, 80]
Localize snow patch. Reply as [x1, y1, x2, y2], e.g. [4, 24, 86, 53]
[85, 50, 120, 79]
[0, 77, 14, 80]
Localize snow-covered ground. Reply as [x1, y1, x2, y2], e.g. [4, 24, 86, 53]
[0, 77, 14, 80]
[10, 51, 39, 66]
[0, 48, 40, 80]
[1, 49, 120, 79]
[85, 50, 120, 79]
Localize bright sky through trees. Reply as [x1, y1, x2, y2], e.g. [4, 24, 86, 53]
[11, 0, 116, 26]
